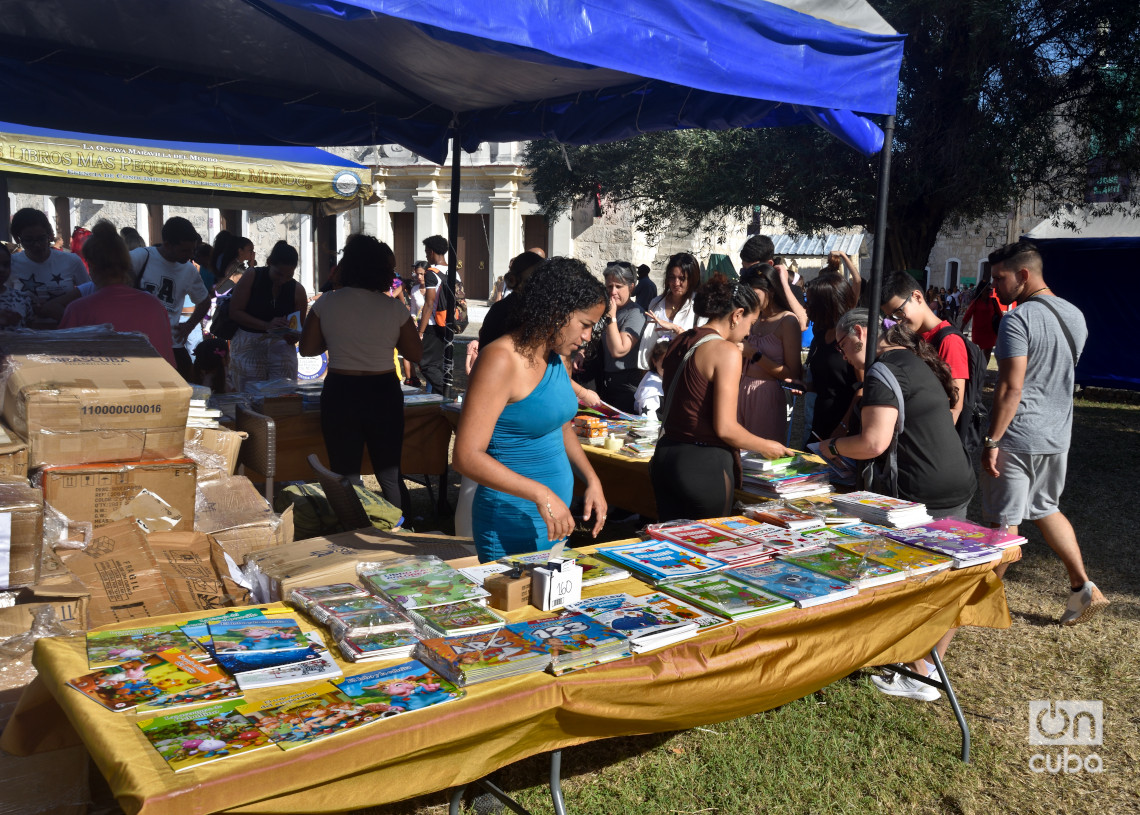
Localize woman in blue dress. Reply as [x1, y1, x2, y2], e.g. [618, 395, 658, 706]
[454, 257, 609, 562]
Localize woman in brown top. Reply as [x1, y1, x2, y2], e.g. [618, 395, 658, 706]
[650, 275, 793, 521]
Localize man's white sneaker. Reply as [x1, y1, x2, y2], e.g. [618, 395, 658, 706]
[1060, 582, 1109, 626]
[871, 670, 941, 702]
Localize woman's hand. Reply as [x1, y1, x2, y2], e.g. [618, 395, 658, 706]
[755, 439, 794, 460]
[817, 438, 840, 464]
[782, 378, 808, 396]
[577, 388, 602, 408]
[580, 482, 608, 538]
[536, 492, 575, 542]
[607, 294, 620, 320]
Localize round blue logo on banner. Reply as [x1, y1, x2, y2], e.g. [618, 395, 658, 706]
[332, 170, 362, 198]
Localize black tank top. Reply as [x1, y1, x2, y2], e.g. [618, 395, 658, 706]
[244, 267, 297, 333]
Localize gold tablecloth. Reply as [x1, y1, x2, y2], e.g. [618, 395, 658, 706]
[1, 546, 1016, 815]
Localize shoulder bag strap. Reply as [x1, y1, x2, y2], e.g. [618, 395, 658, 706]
[135, 248, 151, 290]
[659, 333, 720, 426]
[1026, 296, 1079, 365]
[863, 361, 905, 497]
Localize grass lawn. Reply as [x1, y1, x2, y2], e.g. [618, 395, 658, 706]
[379, 392, 1139, 815]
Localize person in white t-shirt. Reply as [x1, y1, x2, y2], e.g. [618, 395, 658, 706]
[7, 208, 91, 327]
[130, 217, 211, 379]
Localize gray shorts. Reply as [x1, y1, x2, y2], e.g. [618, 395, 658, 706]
[981, 448, 1068, 527]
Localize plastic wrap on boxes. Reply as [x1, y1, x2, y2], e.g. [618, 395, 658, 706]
[0, 482, 44, 591]
[183, 427, 246, 482]
[0, 606, 70, 661]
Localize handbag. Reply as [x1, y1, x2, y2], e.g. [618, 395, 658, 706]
[209, 295, 240, 341]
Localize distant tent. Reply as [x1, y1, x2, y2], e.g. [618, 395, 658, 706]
[705, 254, 738, 282]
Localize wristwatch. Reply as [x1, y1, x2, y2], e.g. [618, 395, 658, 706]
[828, 439, 840, 458]
[983, 436, 1000, 449]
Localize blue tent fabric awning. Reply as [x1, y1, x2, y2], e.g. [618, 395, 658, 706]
[0, 0, 903, 161]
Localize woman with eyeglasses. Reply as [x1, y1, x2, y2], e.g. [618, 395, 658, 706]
[600, 261, 647, 413]
[818, 308, 976, 517]
[650, 275, 793, 522]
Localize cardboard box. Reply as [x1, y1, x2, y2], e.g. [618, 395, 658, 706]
[0, 331, 191, 468]
[148, 530, 243, 612]
[58, 518, 178, 628]
[0, 423, 28, 479]
[184, 426, 245, 479]
[0, 483, 44, 591]
[195, 475, 291, 563]
[41, 459, 196, 531]
[246, 528, 475, 602]
[16, 583, 89, 632]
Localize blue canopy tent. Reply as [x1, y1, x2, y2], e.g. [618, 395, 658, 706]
[0, 0, 904, 387]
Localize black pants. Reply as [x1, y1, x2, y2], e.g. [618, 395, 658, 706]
[419, 325, 449, 394]
[173, 347, 195, 381]
[320, 372, 403, 510]
[601, 368, 644, 414]
[649, 437, 735, 522]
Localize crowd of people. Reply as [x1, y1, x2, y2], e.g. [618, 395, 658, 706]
[2, 210, 1107, 693]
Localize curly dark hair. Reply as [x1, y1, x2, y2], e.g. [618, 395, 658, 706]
[693, 273, 760, 319]
[338, 233, 396, 292]
[837, 308, 957, 408]
[507, 257, 606, 356]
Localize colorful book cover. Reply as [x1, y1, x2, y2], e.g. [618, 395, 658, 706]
[501, 548, 631, 586]
[872, 526, 1003, 567]
[412, 601, 506, 635]
[834, 491, 925, 510]
[238, 682, 381, 750]
[729, 561, 859, 608]
[288, 584, 369, 610]
[86, 625, 202, 668]
[69, 649, 231, 712]
[660, 573, 794, 619]
[312, 595, 396, 622]
[332, 660, 464, 716]
[509, 612, 630, 673]
[923, 518, 1026, 549]
[179, 609, 267, 647]
[565, 593, 693, 639]
[778, 546, 906, 589]
[785, 497, 860, 524]
[208, 618, 308, 654]
[231, 632, 342, 690]
[744, 505, 822, 530]
[832, 522, 896, 538]
[699, 516, 777, 535]
[360, 556, 490, 609]
[832, 538, 954, 576]
[595, 540, 726, 582]
[644, 521, 756, 551]
[339, 630, 421, 661]
[137, 699, 274, 772]
[635, 592, 730, 630]
[415, 627, 550, 684]
[210, 645, 322, 675]
[751, 527, 843, 552]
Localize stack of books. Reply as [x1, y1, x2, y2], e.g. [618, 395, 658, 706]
[867, 525, 1003, 569]
[922, 518, 1026, 550]
[565, 593, 699, 653]
[331, 660, 464, 717]
[187, 396, 223, 428]
[777, 545, 907, 589]
[594, 539, 728, 584]
[359, 555, 490, 610]
[408, 601, 506, 637]
[741, 501, 825, 531]
[644, 519, 779, 568]
[510, 612, 632, 675]
[236, 681, 384, 751]
[830, 491, 933, 528]
[659, 573, 794, 620]
[741, 457, 832, 499]
[415, 627, 553, 686]
[500, 548, 631, 587]
[831, 537, 953, 577]
[728, 560, 859, 608]
[784, 497, 860, 525]
[288, 582, 419, 663]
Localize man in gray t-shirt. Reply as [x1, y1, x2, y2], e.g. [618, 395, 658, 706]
[982, 241, 1107, 626]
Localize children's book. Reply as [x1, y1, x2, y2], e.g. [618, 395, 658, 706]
[659, 573, 794, 620]
[785, 497, 860, 525]
[137, 699, 274, 772]
[871, 526, 1003, 568]
[359, 555, 490, 610]
[565, 593, 698, 653]
[509, 612, 631, 675]
[210, 644, 322, 676]
[332, 660, 464, 717]
[327, 607, 416, 639]
[500, 548, 631, 587]
[634, 591, 730, 631]
[777, 546, 907, 589]
[208, 618, 308, 654]
[338, 630, 421, 663]
[643, 521, 756, 550]
[923, 518, 1026, 550]
[831, 537, 954, 577]
[69, 649, 234, 712]
[288, 583, 369, 611]
[750, 526, 843, 554]
[179, 609, 268, 650]
[595, 539, 726, 583]
[741, 504, 823, 531]
[86, 624, 203, 668]
[457, 563, 511, 585]
[231, 632, 343, 690]
[697, 516, 782, 536]
[832, 521, 895, 538]
[415, 627, 551, 686]
[238, 682, 381, 750]
[409, 601, 506, 637]
[728, 561, 859, 608]
[311, 596, 398, 625]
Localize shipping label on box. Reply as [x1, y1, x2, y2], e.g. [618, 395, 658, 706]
[1, 331, 191, 467]
[58, 518, 179, 627]
[42, 458, 196, 530]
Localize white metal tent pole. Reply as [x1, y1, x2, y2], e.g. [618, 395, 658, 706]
[443, 129, 462, 397]
[862, 113, 895, 489]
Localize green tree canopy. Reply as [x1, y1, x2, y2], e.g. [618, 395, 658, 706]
[524, 0, 1140, 271]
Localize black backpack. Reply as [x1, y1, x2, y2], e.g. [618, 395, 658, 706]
[932, 324, 987, 456]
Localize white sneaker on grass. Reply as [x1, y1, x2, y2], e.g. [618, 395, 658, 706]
[1060, 581, 1109, 626]
[871, 671, 941, 702]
